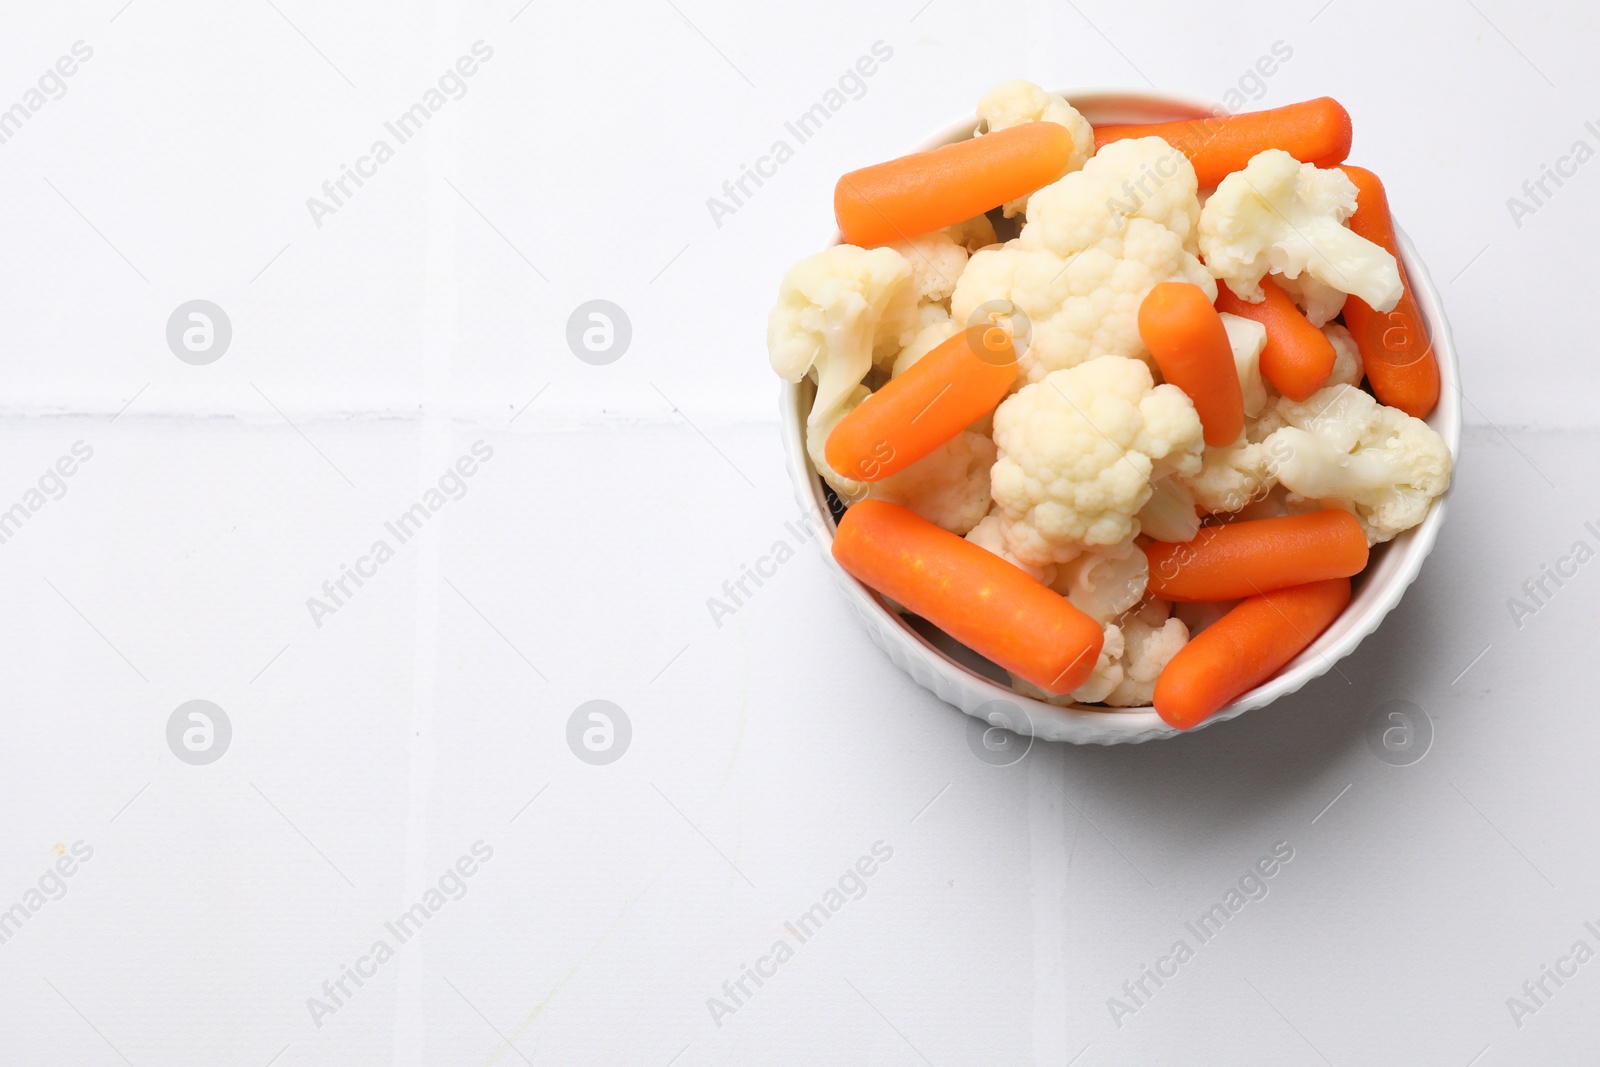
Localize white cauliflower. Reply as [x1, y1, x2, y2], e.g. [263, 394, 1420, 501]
[1104, 614, 1190, 707]
[966, 510, 1055, 584]
[1137, 475, 1201, 542]
[989, 357, 1205, 566]
[1323, 322, 1364, 388]
[951, 139, 1214, 385]
[768, 245, 920, 427]
[1199, 150, 1401, 312]
[1050, 538, 1148, 623]
[1221, 313, 1269, 418]
[915, 299, 954, 331]
[1181, 407, 1289, 515]
[1274, 272, 1347, 327]
[889, 230, 970, 305]
[870, 429, 996, 535]
[976, 81, 1095, 217]
[1232, 483, 1327, 522]
[891, 306, 961, 378]
[805, 384, 872, 501]
[1013, 612, 1189, 707]
[1264, 384, 1452, 543]
[1022, 137, 1204, 254]
[1128, 594, 1173, 629]
[1063, 623, 1125, 703]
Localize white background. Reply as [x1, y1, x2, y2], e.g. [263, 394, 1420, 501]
[0, 0, 1595, 1064]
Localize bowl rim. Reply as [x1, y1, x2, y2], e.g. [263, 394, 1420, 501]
[778, 87, 1463, 744]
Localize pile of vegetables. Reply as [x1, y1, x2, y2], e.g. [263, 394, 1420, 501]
[767, 82, 1452, 731]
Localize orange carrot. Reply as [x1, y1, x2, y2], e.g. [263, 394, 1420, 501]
[1337, 166, 1441, 418]
[835, 122, 1077, 246]
[1154, 577, 1351, 730]
[1137, 282, 1244, 447]
[826, 326, 1015, 482]
[1215, 278, 1336, 402]
[1144, 510, 1368, 602]
[833, 500, 1104, 694]
[1093, 98, 1352, 188]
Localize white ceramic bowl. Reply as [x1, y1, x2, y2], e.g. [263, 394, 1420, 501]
[779, 89, 1462, 745]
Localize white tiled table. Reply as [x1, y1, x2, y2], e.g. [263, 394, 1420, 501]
[1, 1, 1596, 1063]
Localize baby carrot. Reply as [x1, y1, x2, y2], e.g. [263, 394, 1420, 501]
[835, 122, 1078, 246]
[1144, 510, 1368, 602]
[1214, 278, 1337, 401]
[1137, 282, 1244, 447]
[1154, 577, 1351, 730]
[1337, 166, 1441, 419]
[826, 325, 1016, 482]
[1093, 98, 1352, 188]
[833, 500, 1104, 694]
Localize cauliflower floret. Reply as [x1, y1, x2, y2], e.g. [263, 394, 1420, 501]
[1012, 613, 1189, 707]
[1199, 150, 1401, 312]
[951, 140, 1213, 384]
[1264, 384, 1452, 543]
[889, 229, 970, 305]
[1182, 407, 1289, 515]
[990, 357, 1205, 566]
[976, 81, 1095, 217]
[952, 229, 1212, 385]
[805, 384, 872, 501]
[1323, 322, 1364, 388]
[1050, 538, 1148, 623]
[1275, 272, 1347, 327]
[768, 245, 920, 427]
[1137, 475, 1201, 542]
[1023, 137, 1204, 254]
[1231, 483, 1327, 522]
[1128, 594, 1173, 629]
[1104, 616, 1190, 707]
[916, 300, 953, 331]
[966, 510, 1056, 584]
[1067, 623, 1126, 703]
[869, 429, 996, 535]
[1220, 312, 1269, 418]
[891, 307, 961, 378]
